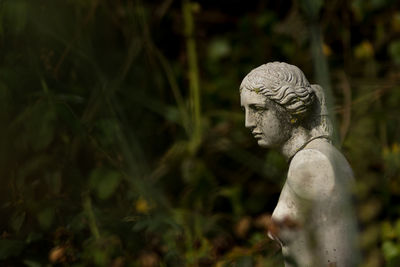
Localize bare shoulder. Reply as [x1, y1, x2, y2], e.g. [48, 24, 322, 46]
[287, 148, 335, 200]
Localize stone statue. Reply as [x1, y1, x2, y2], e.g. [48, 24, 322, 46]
[240, 62, 359, 266]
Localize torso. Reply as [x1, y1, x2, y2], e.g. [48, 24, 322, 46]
[269, 138, 358, 266]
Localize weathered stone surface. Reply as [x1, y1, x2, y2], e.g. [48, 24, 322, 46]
[240, 62, 359, 266]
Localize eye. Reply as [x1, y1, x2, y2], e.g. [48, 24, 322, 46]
[250, 104, 266, 111]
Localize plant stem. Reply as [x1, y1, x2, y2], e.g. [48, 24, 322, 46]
[83, 194, 101, 240]
[154, 47, 191, 135]
[182, 0, 202, 153]
[301, 0, 339, 145]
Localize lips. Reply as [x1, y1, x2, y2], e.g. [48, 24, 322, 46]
[252, 132, 262, 139]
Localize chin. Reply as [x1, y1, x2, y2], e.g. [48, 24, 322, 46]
[257, 139, 271, 148]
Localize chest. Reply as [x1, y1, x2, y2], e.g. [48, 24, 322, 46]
[271, 181, 302, 223]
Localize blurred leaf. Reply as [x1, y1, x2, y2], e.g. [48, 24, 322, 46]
[382, 221, 396, 240]
[392, 13, 400, 32]
[360, 224, 380, 249]
[66, 0, 93, 9]
[234, 216, 251, 239]
[23, 260, 42, 267]
[26, 232, 43, 244]
[37, 207, 54, 229]
[322, 43, 332, 56]
[255, 11, 276, 29]
[136, 197, 151, 214]
[30, 106, 56, 151]
[394, 219, 400, 238]
[0, 82, 10, 119]
[354, 40, 374, 59]
[282, 41, 296, 58]
[46, 171, 62, 195]
[358, 198, 381, 222]
[300, 0, 324, 19]
[3, 0, 28, 34]
[389, 40, 400, 64]
[68, 213, 86, 232]
[95, 119, 119, 147]
[208, 38, 231, 60]
[218, 186, 243, 216]
[351, 0, 364, 21]
[382, 241, 400, 261]
[10, 210, 26, 233]
[0, 239, 25, 260]
[90, 168, 121, 200]
[370, 0, 391, 9]
[165, 106, 181, 124]
[17, 155, 51, 184]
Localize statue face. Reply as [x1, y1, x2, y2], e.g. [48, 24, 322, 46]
[240, 89, 291, 148]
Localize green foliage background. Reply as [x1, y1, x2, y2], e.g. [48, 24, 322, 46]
[1, 0, 400, 266]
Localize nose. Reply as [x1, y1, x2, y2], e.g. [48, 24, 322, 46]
[245, 109, 256, 129]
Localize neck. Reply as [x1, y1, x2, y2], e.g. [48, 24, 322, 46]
[281, 127, 311, 161]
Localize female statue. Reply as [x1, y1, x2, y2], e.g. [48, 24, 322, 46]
[240, 62, 359, 266]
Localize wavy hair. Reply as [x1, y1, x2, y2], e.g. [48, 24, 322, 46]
[240, 62, 315, 118]
[240, 62, 333, 138]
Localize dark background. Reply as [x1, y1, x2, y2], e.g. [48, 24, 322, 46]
[1, 0, 400, 266]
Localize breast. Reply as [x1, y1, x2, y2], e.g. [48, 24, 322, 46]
[271, 181, 300, 221]
[269, 181, 303, 246]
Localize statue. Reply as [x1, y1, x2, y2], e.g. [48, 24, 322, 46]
[240, 62, 359, 266]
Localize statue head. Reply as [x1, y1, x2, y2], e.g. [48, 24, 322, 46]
[240, 62, 332, 149]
